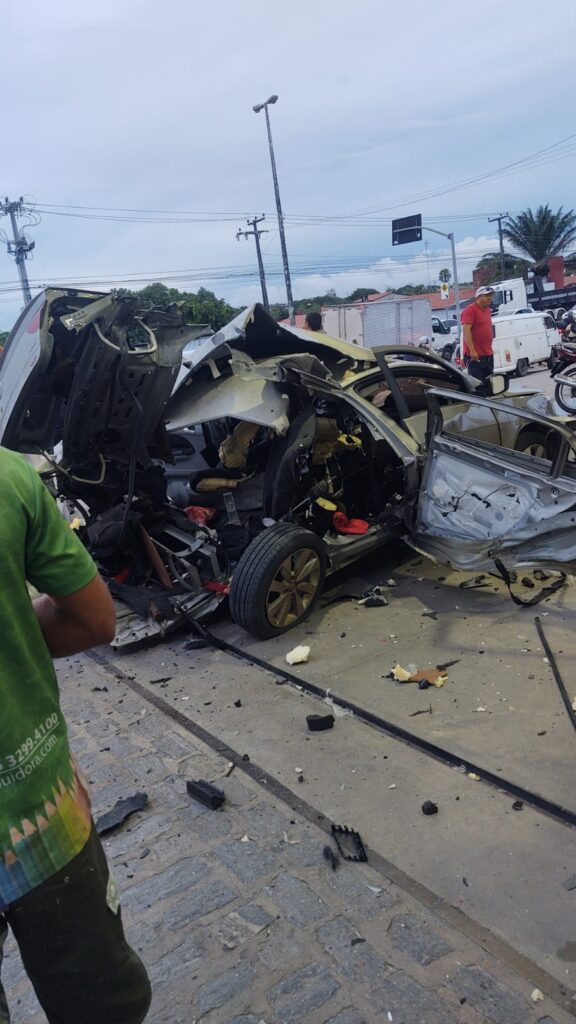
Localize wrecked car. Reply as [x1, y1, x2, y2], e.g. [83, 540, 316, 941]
[1, 291, 576, 647]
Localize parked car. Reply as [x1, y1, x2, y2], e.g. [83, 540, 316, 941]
[2, 291, 576, 646]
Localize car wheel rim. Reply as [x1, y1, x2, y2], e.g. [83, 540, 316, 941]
[266, 549, 322, 628]
[526, 442, 546, 458]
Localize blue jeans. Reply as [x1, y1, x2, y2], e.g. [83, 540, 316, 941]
[0, 826, 150, 1024]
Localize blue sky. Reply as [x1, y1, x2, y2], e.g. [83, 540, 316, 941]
[1, 0, 575, 328]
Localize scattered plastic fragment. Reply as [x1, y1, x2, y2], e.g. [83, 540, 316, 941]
[282, 832, 300, 846]
[307, 713, 335, 732]
[324, 693, 354, 718]
[224, 762, 235, 777]
[388, 784, 397, 790]
[367, 885, 383, 895]
[530, 988, 544, 1003]
[467, 773, 480, 781]
[286, 645, 310, 665]
[421, 801, 439, 816]
[386, 579, 398, 587]
[512, 800, 524, 811]
[95, 792, 149, 836]
[240, 834, 250, 843]
[331, 823, 368, 862]
[234, 699, 242, 708]
[475, 707, 488, 713]
[392, 664, 412, 682]
[409, 705, 432, 717]
[418, 680, 431, 690]
[392, 664, 449, 687]
[186, 779, 226, 810]
[322, 845, 339, 871]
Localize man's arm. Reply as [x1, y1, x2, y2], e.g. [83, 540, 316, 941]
[34, 572, 116, 658]
[462, 322, 478, 359]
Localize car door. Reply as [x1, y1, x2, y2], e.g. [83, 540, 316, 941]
[370, 349, 506, 447]
[412, 387, 576, 573]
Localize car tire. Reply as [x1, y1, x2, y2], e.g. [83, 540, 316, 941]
[514, 429, 551, 459]
[229, 524, 327, 639]
[515, 358, 529, 377]
[441, 345, 454, 361]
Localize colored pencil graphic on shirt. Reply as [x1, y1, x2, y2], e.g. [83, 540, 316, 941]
[4, 850, 28, 897]
[9, 821, 54, 882]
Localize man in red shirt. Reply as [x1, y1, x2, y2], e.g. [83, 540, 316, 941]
[461, 286, 495, 383]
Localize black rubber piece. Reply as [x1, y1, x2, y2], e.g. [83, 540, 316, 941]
[186, 779, 226, 809]
[307, 713, 335, 732]
[421, 800, 439, 816]
[322, 845, 339, 871]
[229, 524, 327, 639]
[95, 792, 148, 835]
[331, 823, 368, 862]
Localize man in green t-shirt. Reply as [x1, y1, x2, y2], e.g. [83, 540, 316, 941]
[0, 447, 150, 1024]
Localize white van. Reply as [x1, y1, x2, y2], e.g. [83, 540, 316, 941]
[491, 312, 557, 377]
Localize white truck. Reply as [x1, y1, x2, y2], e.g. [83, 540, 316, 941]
[322, 297, 432, 348]
[491, 311, 557, 376]
[491, 275, 576, 320]
[430, 310, 557, 375]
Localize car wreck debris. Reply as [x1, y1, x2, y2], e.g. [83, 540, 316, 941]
[421, 800, 439, 815]
[534, 616, 576, 732]
[95, 792, 149, 836]
[331, 824, 368, 863]
[285, 645, 311, 666]
[307, 713, 335, 732]
[392, 664, 449, 687]
[186, 779, 226, 810]
[4, 293, 576, 647]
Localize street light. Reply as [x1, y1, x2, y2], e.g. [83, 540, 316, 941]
[253, 94, 295, 324]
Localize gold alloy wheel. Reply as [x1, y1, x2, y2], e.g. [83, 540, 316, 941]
[265, 548, 322, 628]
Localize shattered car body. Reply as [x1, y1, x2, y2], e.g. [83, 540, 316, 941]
[2, 293, 576, 646]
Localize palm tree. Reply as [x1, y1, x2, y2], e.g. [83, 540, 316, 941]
[502, 205, 576, 262]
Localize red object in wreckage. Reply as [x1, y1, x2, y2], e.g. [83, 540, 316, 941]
[332, 511, 370, 535]
[203, 580, 231, 595]
[184, 505, 217, 526]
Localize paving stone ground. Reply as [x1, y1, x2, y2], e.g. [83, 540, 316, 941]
[1, 655, 574, 1024]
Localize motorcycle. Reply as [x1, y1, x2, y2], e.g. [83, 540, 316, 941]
[549, 331, 576, 412]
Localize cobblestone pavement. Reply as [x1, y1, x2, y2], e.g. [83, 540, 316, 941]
[2, 654, 573, 1024]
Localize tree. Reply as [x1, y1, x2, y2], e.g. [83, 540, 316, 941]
[502, 205, 576, 262]
[438, 268, 451, 284]
[345, 287, 380, 302]
[118, 283, 239, 331]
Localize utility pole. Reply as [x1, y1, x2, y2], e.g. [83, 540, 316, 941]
[0, 197, 35, 304]
[488, 212, 509, 280]
[236, 215, 270, 311]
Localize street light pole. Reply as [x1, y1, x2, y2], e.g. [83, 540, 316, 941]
[253, 95, 295, 325]
[422, 225, 461, 337]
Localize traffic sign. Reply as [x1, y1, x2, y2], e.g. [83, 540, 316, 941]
[392, 214, 422, 246]
[440, 282, 450, 299]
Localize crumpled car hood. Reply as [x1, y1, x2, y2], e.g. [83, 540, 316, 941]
[183, 303, 376, 373]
